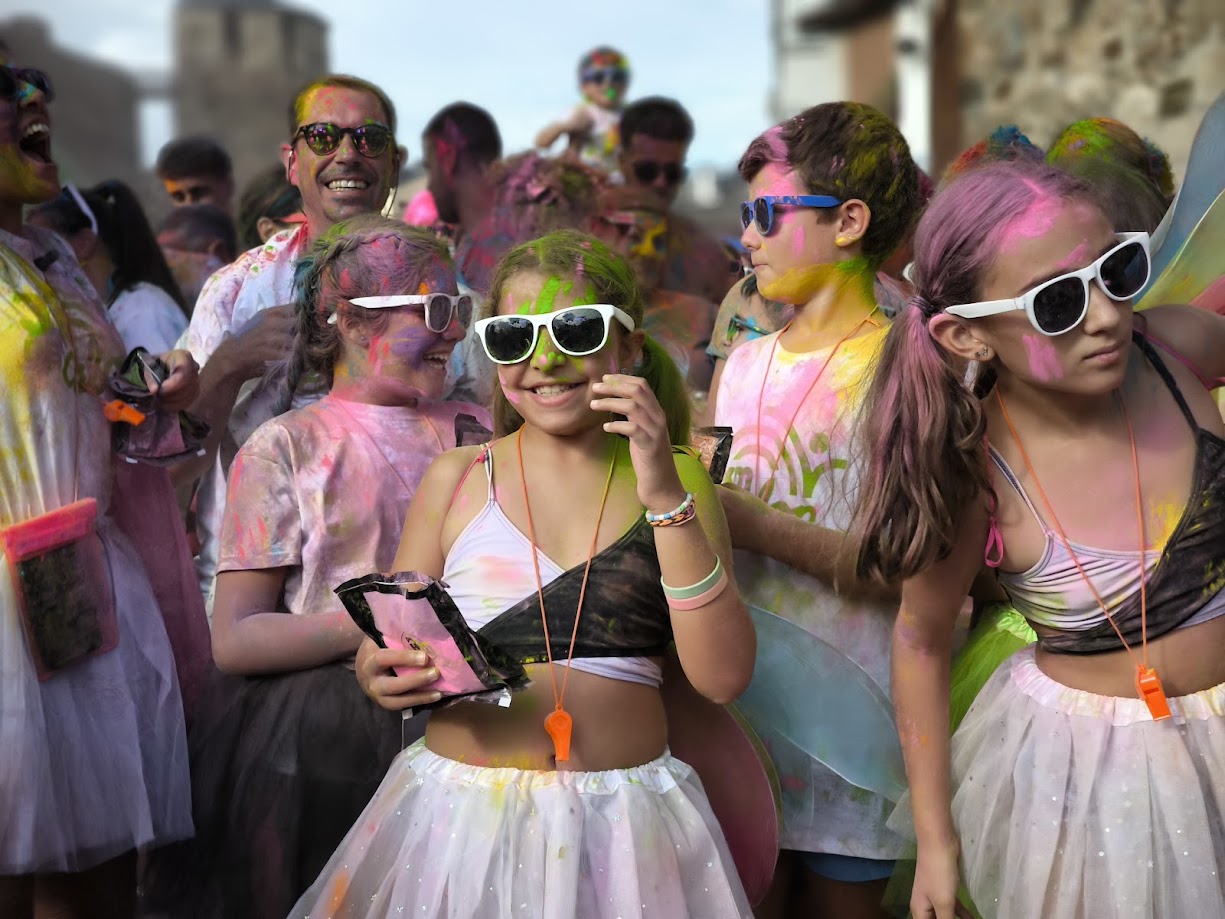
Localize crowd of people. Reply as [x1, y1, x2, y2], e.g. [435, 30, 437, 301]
[1, 33, 1223, 919]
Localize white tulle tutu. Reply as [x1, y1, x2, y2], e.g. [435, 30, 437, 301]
[897, 646, 1225, 919]
[292, 741, 752, 919]
[0, 520, 192, 874]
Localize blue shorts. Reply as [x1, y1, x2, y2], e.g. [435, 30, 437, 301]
[798, 851, 896, 883]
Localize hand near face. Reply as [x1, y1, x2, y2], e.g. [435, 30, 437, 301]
[589, 373, 685, 512]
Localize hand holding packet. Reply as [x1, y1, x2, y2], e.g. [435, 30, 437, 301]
[106, 348, 209, 465]
[336, 571, 530, 714]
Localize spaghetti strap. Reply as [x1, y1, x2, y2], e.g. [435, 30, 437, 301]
[448, 444, 494, 511]
[1132, 330, 1200, 433]
[1134, 324, 1218, 391]
[988, 445, 1050, 532]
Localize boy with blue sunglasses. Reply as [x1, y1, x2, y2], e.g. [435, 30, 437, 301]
[711, 101, 922, 919]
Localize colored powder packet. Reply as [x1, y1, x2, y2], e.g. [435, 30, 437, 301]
[336, 571, 531, 715]
[690, 426, 734, 484]
[1, 498, 119, 679]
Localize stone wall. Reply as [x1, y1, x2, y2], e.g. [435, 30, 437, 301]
[175, 4, 328, 191]
[958, 0, 1225, 179]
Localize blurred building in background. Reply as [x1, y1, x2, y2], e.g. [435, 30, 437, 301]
[958, 0, 1222, 181]
[769, 0, 1223, 181]
[0, 0, 328, 215]
[680, 0, 1222, 240]
[175, 0, 328, 189]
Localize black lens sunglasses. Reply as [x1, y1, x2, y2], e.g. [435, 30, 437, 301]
[632, 161, 687, 187]
[0, 66, 54, 103]
[293, 122, 393, 158]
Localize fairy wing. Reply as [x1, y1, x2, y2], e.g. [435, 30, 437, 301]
[732, 605, 907, 803]
[661, 652, 780, 906]
[1138, 91, 1225, 312]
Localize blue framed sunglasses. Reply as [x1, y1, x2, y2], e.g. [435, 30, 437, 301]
[739, 195, 842, 236]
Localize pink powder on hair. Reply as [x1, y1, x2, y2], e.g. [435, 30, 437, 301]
[998, 198, 1059, 251]
[1022, 333, 1064, 382]
[760, 125, 788, 163]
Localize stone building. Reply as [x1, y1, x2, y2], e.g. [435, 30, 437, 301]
[0, 15, 144, 190]
[958, 0, 1224, 179]
[175, 0, 328, 189]
[771, 0, 1224, 181]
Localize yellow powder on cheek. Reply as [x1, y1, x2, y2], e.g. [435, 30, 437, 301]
[759, 263, 841, 302]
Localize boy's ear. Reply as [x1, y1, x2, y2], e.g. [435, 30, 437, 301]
[834, 199, 871, 248]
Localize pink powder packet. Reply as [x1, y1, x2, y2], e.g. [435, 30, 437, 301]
[365, 592, 492, 696]
[336, 571, 530, 711]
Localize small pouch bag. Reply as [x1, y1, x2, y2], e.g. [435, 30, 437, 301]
[107, 348, 209, 465]
[336, 570, 531, 715]
[1, 498, 118, 679]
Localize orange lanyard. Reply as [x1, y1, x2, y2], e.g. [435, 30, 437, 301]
[517, 429, 618, 761]
[753, 309, 880, 489]
[996, 389, 1170, 720]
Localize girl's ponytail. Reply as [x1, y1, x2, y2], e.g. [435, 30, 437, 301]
[852, 297, 988, 583]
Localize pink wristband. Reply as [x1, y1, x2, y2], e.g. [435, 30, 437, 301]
[665, 569, 730, 610]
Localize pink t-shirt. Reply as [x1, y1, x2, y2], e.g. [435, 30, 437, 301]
[218, 394, 490, 617]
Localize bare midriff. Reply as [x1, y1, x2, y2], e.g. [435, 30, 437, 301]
[1034, 613, 1225, 698]
[425, 660, 668, 772]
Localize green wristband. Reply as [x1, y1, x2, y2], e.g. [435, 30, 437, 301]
[660, 556, 724, 600]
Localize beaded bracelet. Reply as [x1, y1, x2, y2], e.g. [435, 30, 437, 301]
[645, 492, 696, 528]
[661, 556, 723, 600]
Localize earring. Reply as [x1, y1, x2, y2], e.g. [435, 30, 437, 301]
[977, 347, 990, 359]
[836, 235, 857, 246]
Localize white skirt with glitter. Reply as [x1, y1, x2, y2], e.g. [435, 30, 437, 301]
[291, 740, 752, 919]
[897, 645, 1225, 919]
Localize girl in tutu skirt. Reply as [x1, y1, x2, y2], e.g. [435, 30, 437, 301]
[0, 57, 195, 917]
[143, 217, 489, 918]
[853, 160, 1225, 919]
[293, 230, 756, 919]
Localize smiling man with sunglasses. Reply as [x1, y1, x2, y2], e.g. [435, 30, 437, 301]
[617, 97, 742, 307]
[176, 73, 410, 609]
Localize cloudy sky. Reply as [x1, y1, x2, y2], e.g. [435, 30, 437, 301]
[19, 0, 775, 171]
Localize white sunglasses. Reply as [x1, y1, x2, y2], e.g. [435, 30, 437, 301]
[327, 293, 473, 331]
[943, 232, 1151, 336]
[64, 183, 99, 236]
[473, 304, 636, 365]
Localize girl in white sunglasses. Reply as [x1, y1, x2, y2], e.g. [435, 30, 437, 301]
[295, 230, 757, 918]
[145, 216, 491, 917]
[853, 160, 1225, 919]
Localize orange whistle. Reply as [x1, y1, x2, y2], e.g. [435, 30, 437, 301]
[544, 707, 573, 762]
[102, 400, 146, 426]
[1136, 666, 1172, 721]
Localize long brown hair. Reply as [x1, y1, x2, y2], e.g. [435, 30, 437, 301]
[852, 161, 1099, 583]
